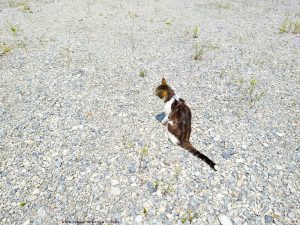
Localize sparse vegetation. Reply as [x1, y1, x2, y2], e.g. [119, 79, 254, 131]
[8, 23, 18, 36]
[197, 2, 232, 10]
[17, 40, 27, 50]
[128, 11, 138, 19]
[143, 207, 148, 217]
[139, 70, 146, 77]
[9, 1, 33, 13]
[161, 182, 174, 195]
[165, 19, 173, 25]
[237, 77, 266, 108]
[238, 77, 245, 88]
[193, 25, 199, 38]
[209, 2, 231, 10]
[19, 202, 26, 207]
[174, 165, 182, 177]
[64, 47, 72, 68]
[149, 179, 174, 195]
[140, 147, 148, 157]
[279, 16, 300, 34]
[193, 43, 204, 60]
[179, 209, 198, 224]
[246, 78, 265, 107]
[152, 179, 159, 190]
[138, 146, 149, 178]
[203, 43, 219, 51]
[0, 43, 12, 55]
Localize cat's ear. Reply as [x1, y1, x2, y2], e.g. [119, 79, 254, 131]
[162, 78, 167, 85]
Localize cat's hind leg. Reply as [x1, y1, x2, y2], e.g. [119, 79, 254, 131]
[166, 125, 180, 145]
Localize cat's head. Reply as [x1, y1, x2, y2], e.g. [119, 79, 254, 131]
[155, 78, 174, 101]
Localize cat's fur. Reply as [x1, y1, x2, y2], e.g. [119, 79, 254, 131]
[155, 78, 217, 171]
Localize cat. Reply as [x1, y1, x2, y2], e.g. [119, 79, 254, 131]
[155, 78, 217, 171]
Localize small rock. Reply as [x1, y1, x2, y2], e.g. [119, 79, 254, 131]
[296, 150, 300, 162]
[166, 214, 173, 219]
[57, 185, 65, 192]
[135, 215, 143, 222]
[111, 180, 119, 186]
[222, 149, 236, 159]
[55, 159, 62, 168]
[156, 190, 162, 198]
[28, 195, 37, 201]
[22, 219, 31, 225]
[23, 160, 31, 167]
[25, 140, 34, 145]
[263, 143, 269, 147]
[32, 220, 42, 225]
[146, 182, 157, 193]
[207, 215, 214, 224]
[188, 197, 200, 209]
[66, 176, 73, 181]
[288, 212, 295, 219]
[159, 206, 165, 213]
[48, 186, 56, 192]
[32, 189, 39, 195]
[141, 160, 148, 170]
[110, 187, 121, 196]
[129, 176, 136, 183]
[218, 214, 233, 225]
[275, 132, 285, 137]
[129, 164, 136, 173]
[38, 207, 46, 217]
[264, 215, 273, 223]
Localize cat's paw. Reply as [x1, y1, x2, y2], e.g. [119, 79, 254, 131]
[162, 121, 168, 126]
[161, 117, 169, 126]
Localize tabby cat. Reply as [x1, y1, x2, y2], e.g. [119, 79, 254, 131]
[155, 78, 217, 171]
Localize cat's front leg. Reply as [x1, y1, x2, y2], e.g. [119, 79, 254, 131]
[161, 116, 169, 126]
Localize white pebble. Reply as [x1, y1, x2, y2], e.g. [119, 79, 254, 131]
[276, 132, 285, 137]
[135, 215, 143, 222]
[110, 187, 121, 196]
[22, 219, 30, 225]
[218, 214, 234, 225]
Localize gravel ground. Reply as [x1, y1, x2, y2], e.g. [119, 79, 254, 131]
[1, 0, 299, 224]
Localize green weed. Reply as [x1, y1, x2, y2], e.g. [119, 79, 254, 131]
[165, 19, 173, 25]
[19, 202, 26, 207]
[152, 179, 159, 189]
[10, 1, 32, 13]
[209, 2, 231, 10]
[239, 77, 266, 108]
[193, 43, 204, 60]
[143, 207, 148, 217]
[180, 209, 198, 224]
[174, 166, 182, 177]
[139, 70, 146, 77]
[279, 16, 300, 34]
[140, 147, 148, 157]
[8, 23, 18, 36]
[64, 47, 72, 68]
[0, 43, 12, 55]
[162, 183, 174, 195]
[193, 25, 199, 38]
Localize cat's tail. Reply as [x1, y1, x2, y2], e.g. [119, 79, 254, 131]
[182, 142, 217, 171]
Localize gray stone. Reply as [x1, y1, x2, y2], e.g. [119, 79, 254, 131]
[222, 149, 237, 159]
[264, 215, 273, 223]
[146, 182, 157, 193]
[129, 164, 136, 173]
